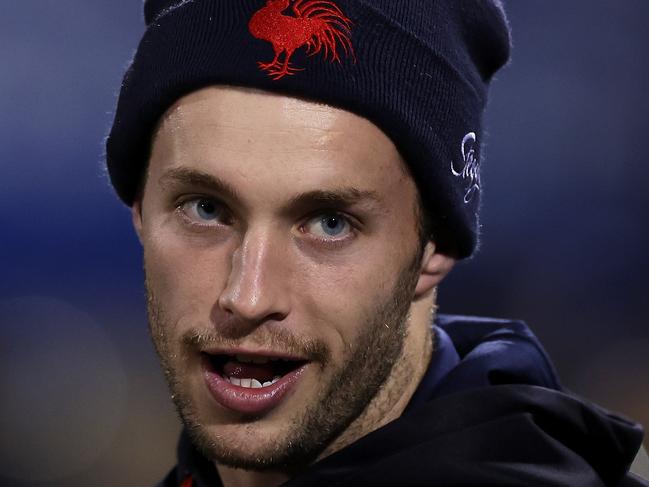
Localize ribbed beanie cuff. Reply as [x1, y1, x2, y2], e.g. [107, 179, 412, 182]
[106, 0, 511, 257]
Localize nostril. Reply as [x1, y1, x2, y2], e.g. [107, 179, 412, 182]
[265, 310, 289, 322]
[217, 292, 289, 324]
[216, 236, 291, 321]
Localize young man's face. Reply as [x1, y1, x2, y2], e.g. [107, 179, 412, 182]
[134, 86, 441, 470]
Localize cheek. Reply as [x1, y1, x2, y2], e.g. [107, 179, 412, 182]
[294, 247, 409, 354]
[143, 231, 232, 331]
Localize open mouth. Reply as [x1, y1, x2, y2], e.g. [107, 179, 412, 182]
[201, 350, 311, 414]
[202, 352, 308, 389]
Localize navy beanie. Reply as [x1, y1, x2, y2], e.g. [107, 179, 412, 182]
[106, 0, 511, 258]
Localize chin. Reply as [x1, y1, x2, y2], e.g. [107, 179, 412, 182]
[186, 420, 322, 471]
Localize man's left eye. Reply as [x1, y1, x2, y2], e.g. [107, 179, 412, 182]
[179, 198, 227, 224]
[304, 214, 352, 238]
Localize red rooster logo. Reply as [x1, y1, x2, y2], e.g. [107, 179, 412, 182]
[249, 0, 355, 80]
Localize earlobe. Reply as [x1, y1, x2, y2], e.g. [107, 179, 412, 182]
[131, 200, 144, 244]
[414, 242, 456, 298]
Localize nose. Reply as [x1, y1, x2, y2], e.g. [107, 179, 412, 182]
[217, 227, 291, 325]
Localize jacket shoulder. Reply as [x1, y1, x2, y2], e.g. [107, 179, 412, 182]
[155, 466, 178, 487]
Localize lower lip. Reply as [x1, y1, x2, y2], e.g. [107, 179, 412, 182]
[202, 357, 307, 415]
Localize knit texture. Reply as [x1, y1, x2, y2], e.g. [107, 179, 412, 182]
[106, 0, 511, 257]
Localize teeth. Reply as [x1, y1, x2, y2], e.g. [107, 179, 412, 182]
[227, 376, 281, 388]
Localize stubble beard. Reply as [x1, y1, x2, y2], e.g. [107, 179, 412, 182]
[145, 252, 423, 472]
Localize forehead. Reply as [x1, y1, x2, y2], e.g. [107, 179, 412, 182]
[148, 86, 414, 208]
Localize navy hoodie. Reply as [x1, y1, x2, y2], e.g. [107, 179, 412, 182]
[158, 315, 648, 486]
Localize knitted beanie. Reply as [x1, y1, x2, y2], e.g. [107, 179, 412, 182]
[106, 0, 511, 257]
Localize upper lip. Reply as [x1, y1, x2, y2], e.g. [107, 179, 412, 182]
[199, 347, 309, 362]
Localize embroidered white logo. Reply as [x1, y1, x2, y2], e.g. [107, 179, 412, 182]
[451, 132, 480, 204]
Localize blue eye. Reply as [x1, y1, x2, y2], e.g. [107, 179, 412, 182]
[195, 199, 219, 220]
[321, 216, 346, 236]
[304, 213, 351, 239]
[179, 198, 227, 224]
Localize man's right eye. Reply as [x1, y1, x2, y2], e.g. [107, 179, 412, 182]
[178, 198, 228, 225]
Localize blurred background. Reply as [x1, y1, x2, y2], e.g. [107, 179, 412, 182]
[0, 1, 647, 485]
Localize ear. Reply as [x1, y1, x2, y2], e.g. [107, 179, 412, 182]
[414, 241, 456, 299]
[131, 199, 144, 244]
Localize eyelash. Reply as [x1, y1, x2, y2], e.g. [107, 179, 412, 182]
[173, 197, 360, 246]
[174, 197, 230, 230]
[297, 212, 358, 247]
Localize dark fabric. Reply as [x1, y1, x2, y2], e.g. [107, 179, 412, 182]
[431, 314, 562, 396]
[156, 315, 648, 486]
[157, 430, 222, 487]
[106, 0, 511, 257]
[404, 325, 460, 413]
[285, 385, 646, 487]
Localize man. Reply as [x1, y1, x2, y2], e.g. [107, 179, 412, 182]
[106, 1, 648, 485]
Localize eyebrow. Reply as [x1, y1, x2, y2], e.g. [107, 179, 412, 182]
[285, 187, 382, 210]
[159, 167, 243, 202]
[158, 166, 383, 211]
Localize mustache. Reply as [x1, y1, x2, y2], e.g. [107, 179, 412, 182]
[181, 325, 331, 364]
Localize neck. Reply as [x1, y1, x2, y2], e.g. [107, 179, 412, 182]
[317, 292, 435, 458]
[217, 467, 290, 487]
[216, 293, 436, 487]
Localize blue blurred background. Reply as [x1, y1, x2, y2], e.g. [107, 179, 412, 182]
[1, 1, 647, 485]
